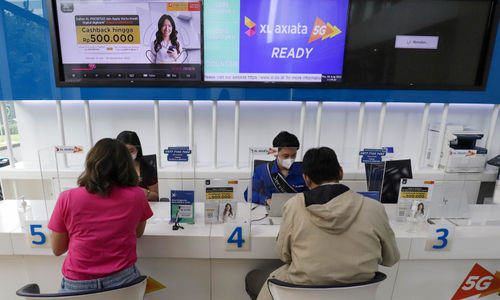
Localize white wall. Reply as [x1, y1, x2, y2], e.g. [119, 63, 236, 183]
[14, 100, 500, 172]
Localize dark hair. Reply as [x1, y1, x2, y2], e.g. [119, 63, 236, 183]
[77, 138, 138, 196]
[272, 131, 300, 150]
[154, 15, 179, 53]
[302, 147, 341, 184]
[116, 130, 143, 161]
[224, 203, 233, 217]
[417, 202, 424, 213]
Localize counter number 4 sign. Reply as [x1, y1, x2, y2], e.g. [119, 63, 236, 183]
[452, 264, 500, 299]
[224, 221, 250, 251]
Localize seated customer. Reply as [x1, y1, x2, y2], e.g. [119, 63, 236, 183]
[117, 130, 159, 201]
[246, 147, 400, 300]
[48, 138, 153, 293]
[246, 131, 307, 205]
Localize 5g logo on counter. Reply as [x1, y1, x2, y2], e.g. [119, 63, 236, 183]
[452, 264, 500, 299]
[25, 221, 51, 248]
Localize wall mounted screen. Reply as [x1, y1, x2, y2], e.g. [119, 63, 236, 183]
[203, 0, 349, 83]
[52, 0, 202, 84]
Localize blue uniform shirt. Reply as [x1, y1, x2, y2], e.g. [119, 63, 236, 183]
[245, 160, 308, 205]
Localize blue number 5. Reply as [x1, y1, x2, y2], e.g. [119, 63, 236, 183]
[228, 227, 245, 248]
[30, 224, 46, 245]
[432, 228, 449, 249]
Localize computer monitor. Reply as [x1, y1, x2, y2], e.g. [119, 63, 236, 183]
[380, 159, 413, 203]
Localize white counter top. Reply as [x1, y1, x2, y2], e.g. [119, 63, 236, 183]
[2, 200, 500, 261]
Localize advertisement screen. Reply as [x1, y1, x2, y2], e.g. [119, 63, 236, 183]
[204, 0, 349, 83]
[55, 0, 202, 83]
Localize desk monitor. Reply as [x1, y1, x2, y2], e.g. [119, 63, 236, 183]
[380, 159, 413, 203]
[269, 193, 296, 217]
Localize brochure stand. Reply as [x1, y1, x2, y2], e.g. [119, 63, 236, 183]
[162, 146, 196, 225]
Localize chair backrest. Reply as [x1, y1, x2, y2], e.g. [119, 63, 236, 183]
[16, 276, 147, 300]
[268, 272, 386, 300]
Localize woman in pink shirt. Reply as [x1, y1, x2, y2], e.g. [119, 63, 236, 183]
[48, 138, 153, 293]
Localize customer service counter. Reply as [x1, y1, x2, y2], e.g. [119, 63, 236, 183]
[2, 200, 500, 300]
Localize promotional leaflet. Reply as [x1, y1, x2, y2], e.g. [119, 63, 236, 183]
[397, 179, 434, 222]
[170, 190, 195, 224]
[204, 0, 348, 83]
[56, 0, 202, 83]
[205, 185, 235, 224]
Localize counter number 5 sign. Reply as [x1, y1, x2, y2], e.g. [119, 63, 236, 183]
[25, 221, 51, 248]
[452, 264, 500, 299]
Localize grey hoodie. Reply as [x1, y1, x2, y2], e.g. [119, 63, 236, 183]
[257, 184, 400, 300]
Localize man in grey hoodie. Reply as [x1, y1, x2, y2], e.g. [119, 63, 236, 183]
[246, 147, 400, 300]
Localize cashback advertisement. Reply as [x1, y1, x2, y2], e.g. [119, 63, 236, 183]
[56, 0, 202, 82]
[204, 0, 348, 83]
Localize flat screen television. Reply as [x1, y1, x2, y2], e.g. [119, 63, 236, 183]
[203, 0, 349, 84]
[48, 0, 203, 85]
[48, 0, 499, 88]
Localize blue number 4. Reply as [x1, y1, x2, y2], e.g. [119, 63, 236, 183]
[228, 227, 245, 248]
[30, 224, 46, 245]
[432, 228, 449, 249]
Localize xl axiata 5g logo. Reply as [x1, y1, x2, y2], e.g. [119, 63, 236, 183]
[452, 264, 500, 299]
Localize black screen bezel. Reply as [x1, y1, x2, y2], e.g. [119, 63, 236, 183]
[47, 0, 499, 90]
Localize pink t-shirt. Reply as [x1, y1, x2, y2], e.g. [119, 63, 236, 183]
[48, 186, 153, 280]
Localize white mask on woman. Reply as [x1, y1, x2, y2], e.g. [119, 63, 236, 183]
[278, 157, 295, 169]
[131, 153, 137, 160]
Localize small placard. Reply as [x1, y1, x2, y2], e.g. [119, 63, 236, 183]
[224, 221, 251, 251]
[25, 220, 51, 248]
[171, 190, 195, 224]
[359, 148, 387, 163]
[425, 222, 455, 251]
[55, 146, 84, 153]
[164, 147, 191, 162]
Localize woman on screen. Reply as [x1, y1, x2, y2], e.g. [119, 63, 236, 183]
[117, 131, 159, 201]
[150, 14, 183, 63]
[48, 138, 153, 293]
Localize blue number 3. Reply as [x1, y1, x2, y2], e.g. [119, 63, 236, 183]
[228, 227, 245, 248]
[30, 224, 46, 245]
[432, 228, 449, 249]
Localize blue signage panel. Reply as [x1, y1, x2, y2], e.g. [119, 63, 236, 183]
[359, 149, 387, 164]
[164, 147, 191, 162]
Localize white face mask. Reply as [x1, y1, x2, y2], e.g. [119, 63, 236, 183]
[131, 153, 137, 160]
[278, 157, 295, 169]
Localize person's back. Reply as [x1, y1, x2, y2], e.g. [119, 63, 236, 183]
[51, 186, 150, 280]
[247, 147, 399, 300]
[275, 184, 399, 285]
[48, 138, 153, 293]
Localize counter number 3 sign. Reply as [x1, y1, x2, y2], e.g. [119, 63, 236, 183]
[25, 221, 51, 248]
[224, 221, 250, 251]
[425, 223, 455, 251]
